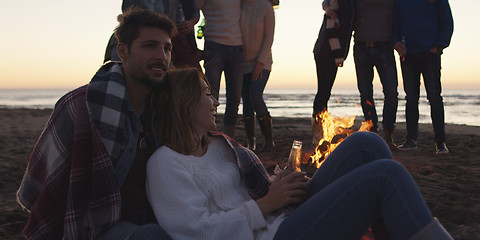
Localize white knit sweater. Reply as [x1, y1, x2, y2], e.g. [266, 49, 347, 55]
[240, 0, 275, 73]
[146, 137, 286, 240]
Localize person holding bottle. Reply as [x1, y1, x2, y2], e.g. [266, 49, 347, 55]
[313, 0, 400, 151]
[240, 0, 276, 152]
[393, 0, 454, 154]
[146, 67, 453, 240]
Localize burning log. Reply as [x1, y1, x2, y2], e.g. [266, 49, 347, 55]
[309, 110, 373, 168]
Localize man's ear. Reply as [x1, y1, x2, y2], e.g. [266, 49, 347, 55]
[117, 42, 128, 62]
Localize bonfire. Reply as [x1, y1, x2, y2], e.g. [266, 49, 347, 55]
[309, 110, 373, 168]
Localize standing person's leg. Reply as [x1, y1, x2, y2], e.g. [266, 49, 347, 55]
[354, 44, 379, 132]
[248, 70, 270, 117]
[203, 41, 226, 100]
[223, 45, 245, 137]
[399, 53, 422, 149]
[375, 45, 399, 149]
[242, 73, 256, 150]
[312, 51, 338, 145]
[313, 51, 338, 116]
[421, 52, 447, 152]
[274, 160, 443, 240]
[249, 70, 274, 152]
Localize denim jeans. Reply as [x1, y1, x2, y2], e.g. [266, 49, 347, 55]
[313, 51, 339, 116]
[401, 51, 446, 143]
[203, 41, 244, 128]
[274, 132, 433, 240]
[97, 221, 172, 240]
[354, 43, 399, 130]
[242, 70, 270, 117]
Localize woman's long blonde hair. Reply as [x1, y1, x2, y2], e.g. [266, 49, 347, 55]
[154, 68, 210, 155]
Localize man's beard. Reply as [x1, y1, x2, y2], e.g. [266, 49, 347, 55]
[138, 75, 164, 89]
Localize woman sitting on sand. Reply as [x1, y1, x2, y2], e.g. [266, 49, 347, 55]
[146, 68, 453, 239]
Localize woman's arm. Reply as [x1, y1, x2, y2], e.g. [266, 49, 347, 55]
[251, 4, 275, 81]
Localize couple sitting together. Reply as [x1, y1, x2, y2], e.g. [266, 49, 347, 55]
[17, 7, 452, 240]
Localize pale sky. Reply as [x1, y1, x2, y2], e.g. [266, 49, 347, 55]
[1, 0, 478, 90]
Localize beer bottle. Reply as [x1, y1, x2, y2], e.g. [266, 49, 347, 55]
[197, 18, 205, 39]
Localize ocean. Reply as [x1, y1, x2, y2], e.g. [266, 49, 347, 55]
[1, 88, 479, 126]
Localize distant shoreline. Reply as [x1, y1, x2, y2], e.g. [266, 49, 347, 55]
[1, 107, 480, 129]
[1, 88, 479, 126]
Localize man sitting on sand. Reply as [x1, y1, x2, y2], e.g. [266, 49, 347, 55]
[17, 8, 176, 239]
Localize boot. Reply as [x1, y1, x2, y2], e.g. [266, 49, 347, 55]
[312, 116, 323, 146]
[243, 116, 256, 151]
[409, 218, 453, 240]
[224, 125, 235, 139]
[382, 127, 397, 151]
[257, 114, 275, 152]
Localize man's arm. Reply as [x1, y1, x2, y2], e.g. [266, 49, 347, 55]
[435, 0, 454, 50]
[198, 0, 205, 9]
[392, 1, 406, 57]
[177, 0, 200, 35]
[322, 0, 338, 19]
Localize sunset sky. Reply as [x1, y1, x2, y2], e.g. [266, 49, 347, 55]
[1, 0, 478, 90]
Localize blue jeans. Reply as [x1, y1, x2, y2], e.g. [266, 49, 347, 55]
[203, 40, 244, 128]
[313, 50, 339, 116]
[97, 221, 172, 240]
[242, 70, 270, 117]
[401, 51, 446, 143]
[274, 132, 433, 239]
[354, 43, 399, 130]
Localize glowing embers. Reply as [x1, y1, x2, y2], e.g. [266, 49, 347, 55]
[309, 110, 373, 168]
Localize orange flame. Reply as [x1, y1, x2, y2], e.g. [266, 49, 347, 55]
[309, 111, 373, 168]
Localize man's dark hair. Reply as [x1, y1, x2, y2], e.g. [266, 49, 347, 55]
[114, 7, 177, 50]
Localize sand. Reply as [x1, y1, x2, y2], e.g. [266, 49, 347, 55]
[1, 108, 479, 239]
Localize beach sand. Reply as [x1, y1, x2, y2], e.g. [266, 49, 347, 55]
[1, 108, 479, 239]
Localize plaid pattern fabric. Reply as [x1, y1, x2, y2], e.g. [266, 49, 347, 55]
[86, 62, 130, 167]
[210, 132, 271, 200]
[17, 63, 270, 239]
[17, 62, 128, 239]
[326, 0, 345, 65]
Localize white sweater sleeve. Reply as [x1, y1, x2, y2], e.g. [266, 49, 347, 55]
[146, 149, 267, 240]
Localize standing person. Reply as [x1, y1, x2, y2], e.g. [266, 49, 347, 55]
[352, 0, 399, 150]
[312, 0, 354, 146]
[393, 0, 454, 154]
[17, 9, 176, 239]
[108, 0, 202, 69]
[199, 0, 244, 138]
[318, 0, 400, 150]
[146, 67, 453, 239]
[240, 0, 276, 152]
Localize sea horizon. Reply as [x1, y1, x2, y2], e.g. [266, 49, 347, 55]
[1, 88, 479, 127]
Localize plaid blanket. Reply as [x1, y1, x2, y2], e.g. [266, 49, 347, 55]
[210, 132, 271, 200]
[17, 62, 128, 239]
[17, 62, 271, 239]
